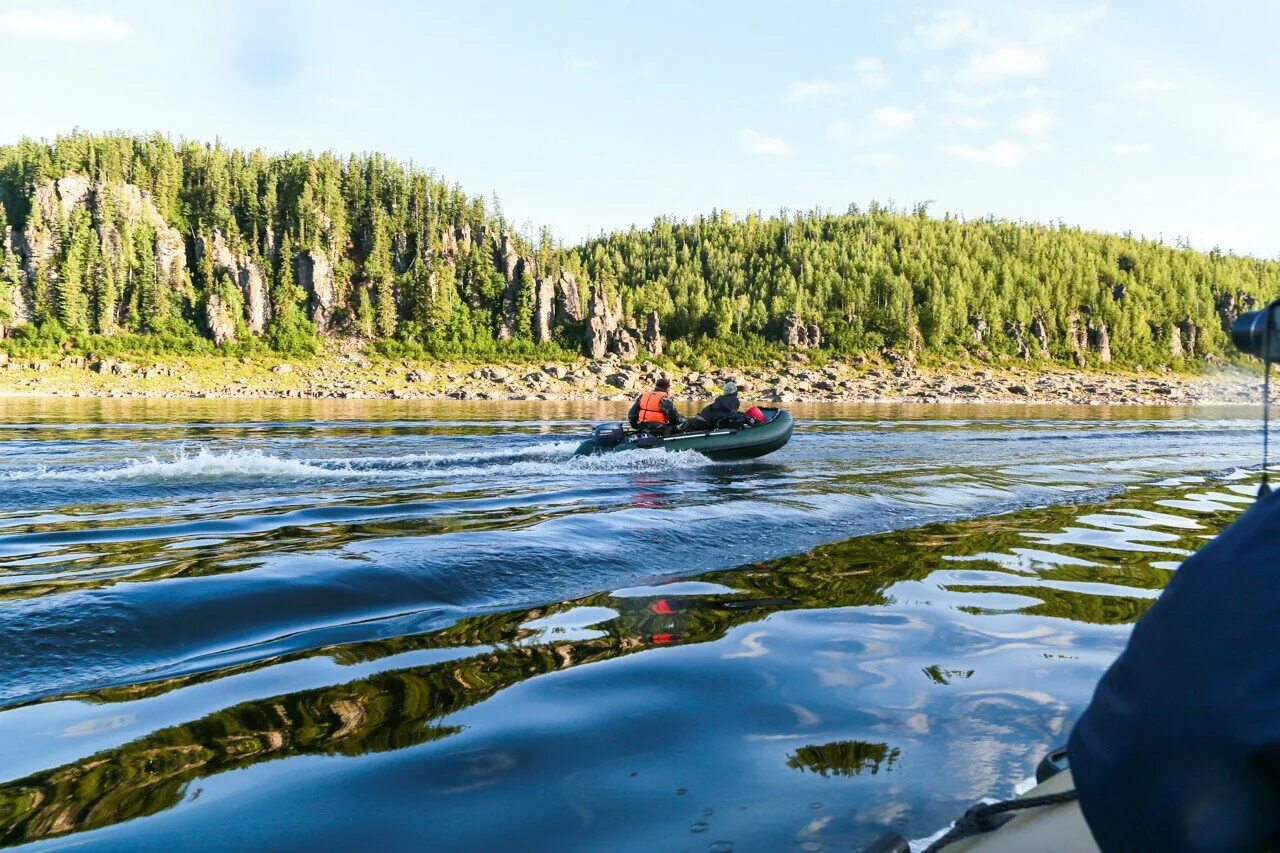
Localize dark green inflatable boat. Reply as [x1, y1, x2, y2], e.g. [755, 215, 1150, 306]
[573, 408, 794, 461]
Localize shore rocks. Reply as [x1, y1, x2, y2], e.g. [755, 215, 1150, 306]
[0, 350, 1260, 408]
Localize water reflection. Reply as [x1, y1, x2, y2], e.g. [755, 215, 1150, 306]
[0, 473, 1250, 848]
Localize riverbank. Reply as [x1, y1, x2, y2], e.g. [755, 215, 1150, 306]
[0, 351, 1259, 406]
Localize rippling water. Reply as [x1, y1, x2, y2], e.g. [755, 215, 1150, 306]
[0, 398, 1263, 850]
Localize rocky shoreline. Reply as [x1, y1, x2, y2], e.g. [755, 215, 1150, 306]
[0, 352, 1260, 407]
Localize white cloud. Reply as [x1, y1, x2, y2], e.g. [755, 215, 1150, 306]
[942, 112, 991, 132]
[788, 80, 840, 101]
[851, 152, 899, 168]
[1110, 142, 1152, 156]
[1028, 6, 1107, 43]
[939, 139, 1028, 166]
[942, 88, 1004, 109]
[826, 121, 855, 143]
[939, 6, 1104, 88]
[956, 45, 1048, 86]
[915, 10, 984, 49]
[1011, 106, 1059, 136]
[853, 57, 889, 89]
[867, 105, 917, 136]
[787, 57, 887, 101]
[0, 9, 134, 42]
[1118, 77, 1176, 98]
[828, 105, 919, 146]
[737, 127, 792, 156]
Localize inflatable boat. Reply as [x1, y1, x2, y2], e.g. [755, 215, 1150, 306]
[573, 408, 794, 461]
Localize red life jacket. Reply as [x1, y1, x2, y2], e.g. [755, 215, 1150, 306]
[637, 391, 670, 424]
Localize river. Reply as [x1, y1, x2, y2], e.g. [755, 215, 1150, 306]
[0, 399, 1262, 850]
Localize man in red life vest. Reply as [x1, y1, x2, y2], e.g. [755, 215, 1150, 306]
[628, 377, 684, 434]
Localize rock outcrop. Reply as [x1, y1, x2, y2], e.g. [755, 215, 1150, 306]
[1216, 291, 1257, 330]
[16, 177, 189, 329]
[1089, 319, 1112, 363]
[2, 226, 30, 328]
[556, 269, 583, 322]
[495, 231, 522, 339]
[613, 328, 639, 360]
[533, 275, 555, 343]
[204, 291, 237, 346]
[1006, 320, 1031, 361]
[1067, 312, 1088, 367]
[1176, 319, 1199, 358]
[784, 311, 822, 349]
[585, 285, 619, 359]
[1031, 316, 1051, 358]
[644, 310, 663, 357]
[109, 182, 186, 295]
[970, 315, 989, 344]
[295, 249, 337, 331]
[583, 285, 644, 359]
[194, 230, 268, 333]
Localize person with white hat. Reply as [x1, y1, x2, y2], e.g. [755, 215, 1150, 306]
[690, 380, 742, 430]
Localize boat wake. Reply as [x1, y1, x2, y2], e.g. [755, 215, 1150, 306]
[4, 439, 723, 485]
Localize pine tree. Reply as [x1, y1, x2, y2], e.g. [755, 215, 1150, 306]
[58, 207, 94, 330]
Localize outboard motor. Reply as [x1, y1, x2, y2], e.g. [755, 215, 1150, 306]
[591, 423, 627, 449]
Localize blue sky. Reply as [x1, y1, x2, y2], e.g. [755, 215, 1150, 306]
[4, 1, 1279, 257]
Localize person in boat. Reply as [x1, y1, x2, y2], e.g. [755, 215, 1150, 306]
[696, 379, 747, 427]
[1066, 485, 1280, 852]
[684, 381, 769, 432]
[628, 377, 683, 434]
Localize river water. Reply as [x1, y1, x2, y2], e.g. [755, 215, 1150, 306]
[0, 399, 1262, 850]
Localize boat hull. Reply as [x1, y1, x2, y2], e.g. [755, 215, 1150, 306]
[574, 409, 794, 461]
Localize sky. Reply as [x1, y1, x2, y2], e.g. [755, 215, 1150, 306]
[3, 0, 1279, 257]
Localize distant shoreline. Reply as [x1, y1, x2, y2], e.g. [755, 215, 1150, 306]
[0, 353, 1259, 407]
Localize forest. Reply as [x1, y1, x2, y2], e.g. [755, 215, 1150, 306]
[0, 131, 1275, 369]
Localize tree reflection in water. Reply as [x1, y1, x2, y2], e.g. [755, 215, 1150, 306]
[0, 479, 1249, 846]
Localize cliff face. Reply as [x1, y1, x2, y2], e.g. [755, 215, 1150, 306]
[8, 176, 190, 337]
[1, 173, 585, 352]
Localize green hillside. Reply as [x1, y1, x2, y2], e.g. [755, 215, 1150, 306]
[0, 132, 1274, 368]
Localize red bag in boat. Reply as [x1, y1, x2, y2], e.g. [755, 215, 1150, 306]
[745, 406, 766, 423]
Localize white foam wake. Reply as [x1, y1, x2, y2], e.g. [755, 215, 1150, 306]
[12, 448, 367, 483]
[7, 440, 723, 485]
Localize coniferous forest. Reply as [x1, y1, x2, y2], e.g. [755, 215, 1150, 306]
[0, 131, 1275, 368]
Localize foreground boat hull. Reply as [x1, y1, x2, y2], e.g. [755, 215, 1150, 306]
[574, 409, 795, 461]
